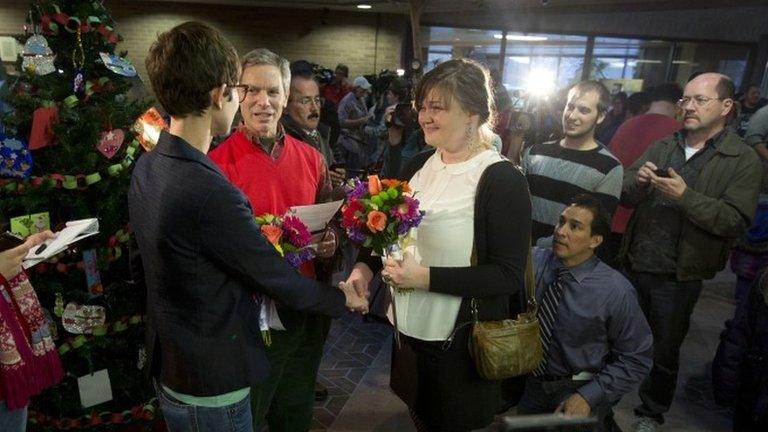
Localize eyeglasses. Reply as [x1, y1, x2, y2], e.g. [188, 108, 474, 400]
[291, 96, 324, 107]
[227, 84, 251, 103]
[676, 95, 724, 108]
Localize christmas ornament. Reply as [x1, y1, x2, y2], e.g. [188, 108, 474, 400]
[72, 27, 85, 96]
[0, 133, 33, 178]
[137, 346, 147, 370]
[96, 128, 124, 159]
[83, 249, 103, 296]
[9, 212, 50, 237]
[21, 34, 55, 75]
[62, 302, 106, 334]
[54, 292, 64, 317]
[99, 52, 137, 77]
[28, 105, 60, 150]
[132, 107, 168, 152]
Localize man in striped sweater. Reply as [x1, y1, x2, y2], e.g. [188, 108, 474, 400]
[522, 80, 623, 243]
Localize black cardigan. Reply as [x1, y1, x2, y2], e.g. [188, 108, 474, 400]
[359, 149, 532, 324]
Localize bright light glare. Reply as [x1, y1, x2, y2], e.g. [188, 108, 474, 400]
[396, 69, 405, 76]
[357, 4, 372, 9]
[526, 69, 556, 98]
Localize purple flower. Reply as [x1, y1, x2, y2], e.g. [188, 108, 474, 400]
[285, 248, 316, 268]
[346, 226, 367, 243]
[345, 178, 368, 200]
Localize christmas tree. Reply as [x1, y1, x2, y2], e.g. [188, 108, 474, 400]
[0, 1, 155, 429]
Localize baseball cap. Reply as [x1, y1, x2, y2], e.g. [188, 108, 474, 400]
[353, 76, 372, 91]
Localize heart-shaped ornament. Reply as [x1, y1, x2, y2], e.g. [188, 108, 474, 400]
[97, 128, 124, 159]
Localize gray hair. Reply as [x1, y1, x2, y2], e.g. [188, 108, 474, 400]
[240, 48, 291, 94]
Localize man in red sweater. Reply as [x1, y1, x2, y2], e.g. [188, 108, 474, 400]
[603, 83, 683, 267]
[209, 48, 338, 432]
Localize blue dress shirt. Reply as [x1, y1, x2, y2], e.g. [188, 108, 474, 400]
[532, 247, 653, 408]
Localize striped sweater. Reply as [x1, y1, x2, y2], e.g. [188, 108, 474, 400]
[522, 140, 623, 241]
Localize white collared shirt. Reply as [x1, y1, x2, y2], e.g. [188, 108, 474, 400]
[394, 148, 503, 340]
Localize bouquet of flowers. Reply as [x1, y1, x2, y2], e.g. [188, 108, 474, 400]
[341, 175, 424, 291]
[254, 213, 316, 345]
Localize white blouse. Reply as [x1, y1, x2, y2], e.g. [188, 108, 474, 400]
[393, 148, 504, 341]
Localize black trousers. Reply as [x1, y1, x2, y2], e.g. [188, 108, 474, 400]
[628, 271, 702, 423]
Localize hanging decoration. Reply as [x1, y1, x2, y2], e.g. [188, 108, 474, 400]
[0, 133, 34, 179]
[132, 107, 167, 152]
[96, 128, 124, 159]
[98, 52, 137, 77]
[21, 34, 56, 76]
[28, 104, 60, 150]
[62, 303, 106, 335]
[72, 27, 86, 97]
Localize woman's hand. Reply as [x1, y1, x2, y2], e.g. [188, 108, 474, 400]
[311, 228, 338, 258]
[0, 230, 55, 279]
[344, 263, 374, 300]
[382, 252, 430, 290]
[339, 281, 369, 314]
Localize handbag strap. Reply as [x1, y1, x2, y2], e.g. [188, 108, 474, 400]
[468, 241, 536, 323]
[523, 242, 537, 315]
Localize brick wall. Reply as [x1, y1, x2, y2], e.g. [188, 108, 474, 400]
[0, 0, 406, 83]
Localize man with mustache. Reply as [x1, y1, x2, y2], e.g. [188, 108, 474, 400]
[621, 73, 762, 432]
[208, 48, 343, 432]
[522, 80, 623, 243]
[282, 66, 345, 185]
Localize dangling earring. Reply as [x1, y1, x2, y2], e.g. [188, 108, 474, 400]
[465, 123, 474, 150]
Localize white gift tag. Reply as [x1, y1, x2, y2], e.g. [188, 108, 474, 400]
[78, 369, 113, 408]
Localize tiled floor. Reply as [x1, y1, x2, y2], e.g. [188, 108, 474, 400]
[312, 269, 740, 432]
[311, 314, 392, 431]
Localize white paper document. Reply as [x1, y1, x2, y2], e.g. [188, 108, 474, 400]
[288, 200, 343, 232]
[23, 218, 99, 268]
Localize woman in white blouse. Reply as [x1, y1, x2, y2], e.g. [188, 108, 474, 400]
[347, 58, 531, 431]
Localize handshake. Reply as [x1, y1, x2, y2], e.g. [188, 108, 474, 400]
[337, 263, 376, 315]
[338, 280, 369, 314]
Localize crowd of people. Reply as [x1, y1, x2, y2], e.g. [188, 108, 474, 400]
[2, 19, 768, 432]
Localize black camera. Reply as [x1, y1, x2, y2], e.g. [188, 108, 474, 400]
[385, 103, 418, 129]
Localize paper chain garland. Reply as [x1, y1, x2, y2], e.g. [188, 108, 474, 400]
[57, 314, 144, 355]
[31, 226, 131, 275]
[27, 314, 152, 429]
[29, 398, 157, 429]
[0, 139, 139, 195]
[39, 7, 119, 44]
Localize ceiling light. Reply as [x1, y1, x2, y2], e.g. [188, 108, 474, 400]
[494, 34, 548, 42]
[526, 69, 556, 98]
[357, 4, 372, 9]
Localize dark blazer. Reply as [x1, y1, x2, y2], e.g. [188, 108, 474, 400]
[128, 131, 346, 397]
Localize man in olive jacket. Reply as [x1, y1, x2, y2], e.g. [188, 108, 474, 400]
[620, 73, 762, 432]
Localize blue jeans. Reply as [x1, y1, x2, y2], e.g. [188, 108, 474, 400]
[0, 401, 27, 432]
[157, 383, 253, 432]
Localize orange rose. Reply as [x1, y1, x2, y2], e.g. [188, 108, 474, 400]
[366, 211, 387, 232]
[381, 179, 401, 189]
[368, 175, 382, 195]
[260, 224, 283, 246]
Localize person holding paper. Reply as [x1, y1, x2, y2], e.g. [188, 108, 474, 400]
[130, 22, 366, 432]
[208, 47, 344, 432]
[0, 230, 61, 432]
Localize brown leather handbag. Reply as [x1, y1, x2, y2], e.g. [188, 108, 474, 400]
[468, 246, 543, 380]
